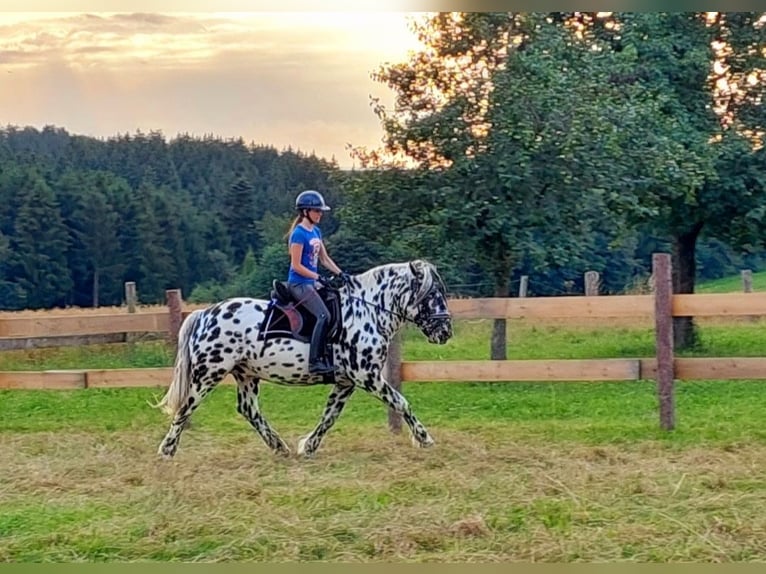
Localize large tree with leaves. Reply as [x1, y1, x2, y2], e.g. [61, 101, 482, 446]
[588, 12, 766, 347]
[358, 11, 766, 352]
[352, 13, 667, 357]
[346, 13, 516, 357]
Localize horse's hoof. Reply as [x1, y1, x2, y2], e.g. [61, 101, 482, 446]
[412, 435, 435, 448]
[297, 436, 316, 458]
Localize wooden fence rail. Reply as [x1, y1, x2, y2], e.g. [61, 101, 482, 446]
[3, 291, 766, 340]
[3, 356, 766, 389]
[2, 254, 766, 432]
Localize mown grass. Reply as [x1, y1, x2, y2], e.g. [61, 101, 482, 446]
[2, 314, 766, 561]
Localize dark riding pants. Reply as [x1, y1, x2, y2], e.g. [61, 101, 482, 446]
[287, 282, 330, 364]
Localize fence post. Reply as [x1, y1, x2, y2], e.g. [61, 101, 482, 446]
[166, 289, 183, 351]
[386, 332, 403, 434]
[742, 269, 753, 293]
[741, 269, 757, 322]
[584, 271, 600, 296]
[125, 282, 137, 313]
[519, 275, 528, 298]
[653, 253, 675, 431]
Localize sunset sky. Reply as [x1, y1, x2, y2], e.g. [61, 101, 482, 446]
[0, 7, 428, 168]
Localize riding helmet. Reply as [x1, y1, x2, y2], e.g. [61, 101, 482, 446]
[295, 190, 331, 211]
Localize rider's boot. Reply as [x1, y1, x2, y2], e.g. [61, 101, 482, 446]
[308, 319, 335, 374]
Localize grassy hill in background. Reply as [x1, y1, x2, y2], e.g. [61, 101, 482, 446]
[696, 270, 766, 293]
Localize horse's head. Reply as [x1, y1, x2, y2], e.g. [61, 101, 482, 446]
[405, 259, 453, 345]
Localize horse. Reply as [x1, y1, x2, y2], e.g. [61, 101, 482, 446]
[154, 259, 453, 459]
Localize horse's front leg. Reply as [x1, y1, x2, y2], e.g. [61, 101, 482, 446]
[298, 382, 356, 457]
[360, 369, 434, 448]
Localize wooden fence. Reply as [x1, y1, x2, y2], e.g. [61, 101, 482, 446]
[2, 254, 766, 432]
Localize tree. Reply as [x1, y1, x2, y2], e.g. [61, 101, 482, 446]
[357, 13, 664, 357]
[595, 12, 766, 347]
[335, 166, 445, 271]
[115, 181, 176, 303]
[219, 175, 260, 265]
[362, 11, 766, 353]
[55, 170, 126, 306]
[347, 13, 518, 356]
[0, 230, 24, 309]
[7, 170, 72, 308]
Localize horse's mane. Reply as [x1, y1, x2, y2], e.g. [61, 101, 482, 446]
[355, 259, 446, 304]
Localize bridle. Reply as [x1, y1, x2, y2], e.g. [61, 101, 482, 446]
[333, 283, 451, 327]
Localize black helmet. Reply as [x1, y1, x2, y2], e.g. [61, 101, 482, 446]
[295, 189, 331, 211]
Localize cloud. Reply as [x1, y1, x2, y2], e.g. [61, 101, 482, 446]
[0, 12, 424, 166]
[0, 13, 225, 68]
[0, 12, 404, 68]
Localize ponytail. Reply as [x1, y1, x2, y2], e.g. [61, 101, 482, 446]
[284, 214, 303, 242]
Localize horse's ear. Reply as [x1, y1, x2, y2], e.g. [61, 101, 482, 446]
[409, 260, 424, 279]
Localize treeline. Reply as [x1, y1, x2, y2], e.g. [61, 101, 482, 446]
[0, 125, 338, 309]
[4, 13, 766, 315]
[0, 124, 762, 312]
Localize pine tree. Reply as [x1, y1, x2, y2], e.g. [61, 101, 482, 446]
[8, 170, 73, 308]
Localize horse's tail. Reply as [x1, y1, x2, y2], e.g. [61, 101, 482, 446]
[153, 309, 204, 418]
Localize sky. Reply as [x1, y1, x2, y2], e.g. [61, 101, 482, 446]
[0, 7, 430, 169]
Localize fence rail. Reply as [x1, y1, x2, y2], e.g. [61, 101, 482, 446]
[2, 254, 766, 432]
[3, 356, 766, 391]
[2, 291, 765, 340]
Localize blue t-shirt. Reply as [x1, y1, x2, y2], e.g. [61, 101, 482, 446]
[287, 224, 322, 284]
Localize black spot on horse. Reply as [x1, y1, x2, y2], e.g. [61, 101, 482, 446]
[347, 332, 361, 370]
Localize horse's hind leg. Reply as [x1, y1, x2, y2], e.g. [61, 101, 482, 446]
[361, 373, 434, 448]
[234, 369, 291, 456]
[157, 372, 222, 459]
[298, 382, 356, 458]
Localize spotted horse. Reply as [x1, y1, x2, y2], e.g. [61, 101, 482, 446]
[154, 259, 453, 459]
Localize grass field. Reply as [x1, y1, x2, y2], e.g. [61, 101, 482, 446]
[2, 313, 766, 563]
[695, 269, 766, 293]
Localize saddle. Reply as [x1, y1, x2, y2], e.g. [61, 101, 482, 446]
[257, 279, 343, 348]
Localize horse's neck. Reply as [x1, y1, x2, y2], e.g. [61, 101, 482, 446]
[348, 271, 410, 338]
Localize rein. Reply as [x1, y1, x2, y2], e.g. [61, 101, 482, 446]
[345, 293, 408, 321]
[330, 285, 450, 324]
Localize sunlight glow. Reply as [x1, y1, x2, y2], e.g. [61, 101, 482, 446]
[0, 11, 425, 168]
[0, 11, 423, 71]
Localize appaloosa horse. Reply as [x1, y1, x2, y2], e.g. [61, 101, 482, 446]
[154, 259, 453, 458]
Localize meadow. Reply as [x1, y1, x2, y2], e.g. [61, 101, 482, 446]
[1, 311, 766, 562]
[695, 270, 766, 293]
